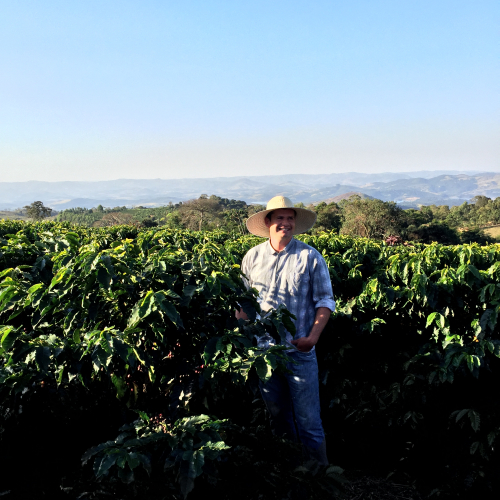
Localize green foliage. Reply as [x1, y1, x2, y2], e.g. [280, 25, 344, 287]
[23, 200, 53, 221]
[311, 202, 342, 233]
[297, 232, 500, 496]
[82, 413, 230, 497]
[2, 221, 500, 497]
[53, 193, 500, 246]
[406, 221, 460, 245]
[339, 197, 404, 239]
[0, 222, 309, 498]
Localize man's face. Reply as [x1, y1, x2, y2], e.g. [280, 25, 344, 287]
[265, 208, 296, 242]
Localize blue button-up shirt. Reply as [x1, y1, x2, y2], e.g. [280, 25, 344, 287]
[241, 238, 335, 345]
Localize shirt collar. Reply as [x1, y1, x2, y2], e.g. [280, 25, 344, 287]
[266, 237, 296, 255]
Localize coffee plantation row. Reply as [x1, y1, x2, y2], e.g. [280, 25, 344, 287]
[1, 220, 500, 499]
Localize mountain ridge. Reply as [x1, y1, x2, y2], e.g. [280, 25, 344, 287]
[1, 171, 497, 210]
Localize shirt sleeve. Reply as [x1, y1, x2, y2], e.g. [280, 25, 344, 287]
[310, 252, 336, 312]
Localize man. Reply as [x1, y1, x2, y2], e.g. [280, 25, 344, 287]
[236, 195, 335, 465]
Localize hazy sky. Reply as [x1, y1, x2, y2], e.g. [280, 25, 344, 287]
[1, 0, 498, 182]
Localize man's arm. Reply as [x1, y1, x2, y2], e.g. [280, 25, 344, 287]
[290, 307, 331, 352]
[290, 250, 335, 352]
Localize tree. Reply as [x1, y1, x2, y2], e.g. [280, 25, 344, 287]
[141, 217, 158, 228]
[403, 208, 433, 227]
[162, 212, 183, 229]
[179, 197, 222, 231]
[93, 213, 140, 227]
[312, 202, 342, 233]
[471, 195, 491, 209]
[446, 202, 473, 229]
[340, 196, 403, 239]
[247, 204, 266, 217]
[428, 204, 450, 221]
[406, 222, 460, 245]
[222, 208, 248, 235]
[23, 201, 53, 221]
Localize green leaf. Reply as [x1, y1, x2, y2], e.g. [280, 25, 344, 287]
[110, 336, 130, 362]
[165, 289, 181, 299]
[468, 264, 481, 279]
[118, 467, 134, 484]
[189, 450, 205, 478]
[127, 452, 142, 470]
[49, 268, 69, 290]
[426, 312, 438, 328]
[183, 285, 197, 297]
[35, 346, 51, 372]
[469, 410, 480, 432]
[100, 255, 115, 275]
[454, 409, 469, 423]
[480, 308, 498, 333]
[466, 355, 474, 372]
[254, 356, 272, 382]
[116, 453, 128, 469]
[134, 409, 150, 423]
[281, 313, 297, 335]
[0, 326, 18, 351]
[138, 453, 152, 476]
[206, 441, 230, 450]
[487, 432, 496, 447]
[179, 476, 194, 500]
[97, 267, 112, 289]
[111, 374, 127, 399]
[264, 352, 277, 369]
[204, 337, 220, 364]
[0, 268, 14, 279]
[26, 283, 44, 297]
[97, 452, 119, 477]
[326, 465, 344, 475]
[128, 290, 155, 328]
[155, 291, 182, 327]
[56, 365, 64, 385]
[439, 314, 445, 329]
[0, 286, 22, 309]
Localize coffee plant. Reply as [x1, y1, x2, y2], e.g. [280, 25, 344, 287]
[1, 221, 500, 498]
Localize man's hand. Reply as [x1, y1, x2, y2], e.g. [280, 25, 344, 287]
[291, 307, 331, 352]
[235, 308, 249, 320]
[290, 336, 316, 352]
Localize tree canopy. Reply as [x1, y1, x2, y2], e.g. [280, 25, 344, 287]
[23, 201, 53, 221]
[53, 193, 500, 244]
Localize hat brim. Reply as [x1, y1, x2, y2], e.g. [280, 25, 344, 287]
[246, 207, 317, 238]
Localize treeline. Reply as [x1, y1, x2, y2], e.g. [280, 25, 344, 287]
[55, 195, 250, 231]
[55, 194, 500, 244]
[312, 195, 498, 245]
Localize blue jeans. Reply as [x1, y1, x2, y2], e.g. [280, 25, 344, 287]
[259, 349, 327, 463]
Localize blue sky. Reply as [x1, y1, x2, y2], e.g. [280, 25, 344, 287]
[1, 0, 498, 181]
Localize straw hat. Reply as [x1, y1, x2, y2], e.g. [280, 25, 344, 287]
[246, 196, 317, 238]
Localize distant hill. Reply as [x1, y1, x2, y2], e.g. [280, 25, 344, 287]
[0, 171, 498, 210]
[314, 192, 373, 205]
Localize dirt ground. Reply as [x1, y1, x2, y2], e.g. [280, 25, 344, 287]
[343, 474, 422, 500]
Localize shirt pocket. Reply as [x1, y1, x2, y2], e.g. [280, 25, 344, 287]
[288, 271, 310, 296]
